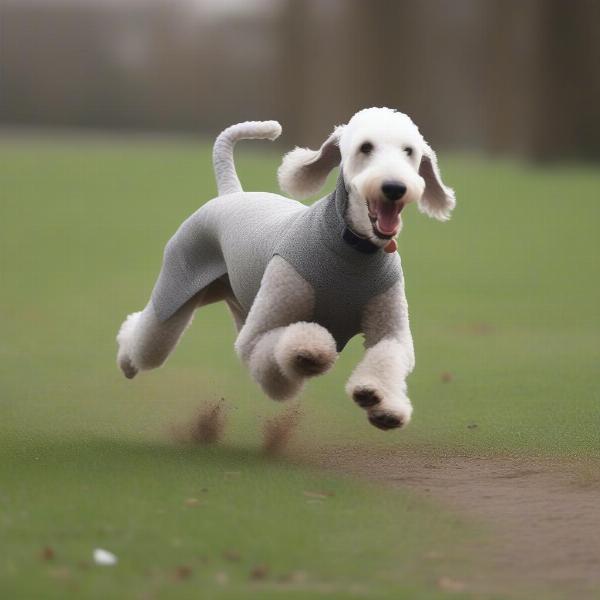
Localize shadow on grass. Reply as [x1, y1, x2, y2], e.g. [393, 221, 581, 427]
[3, 434, 316, 477]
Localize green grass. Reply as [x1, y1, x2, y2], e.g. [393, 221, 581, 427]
[0, 133, 598, 598]
[2, 439, 476, 599]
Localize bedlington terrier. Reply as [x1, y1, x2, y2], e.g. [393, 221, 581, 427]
[117, 107, 455, 430]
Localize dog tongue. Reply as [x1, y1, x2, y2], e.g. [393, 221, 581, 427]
[376, 202, 401, 235]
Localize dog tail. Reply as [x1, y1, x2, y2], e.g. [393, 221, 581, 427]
[213, 120, 282, 195]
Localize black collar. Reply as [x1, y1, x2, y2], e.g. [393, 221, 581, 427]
[332, 171, 381, 255]
[342, 226, 380, 254]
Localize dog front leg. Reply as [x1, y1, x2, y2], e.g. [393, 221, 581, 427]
[235, 256, 338, 400]
[241, 322, 337, 400]
[346, 281, 415, 430]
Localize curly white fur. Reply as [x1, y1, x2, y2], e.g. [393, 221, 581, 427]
[117, 277, 236, 378]
[275, 322, 337, 380]
[346, 338, 414, 427]
[234, 256, 338, 401]
[278, 107, 455, 247]
[345, 280, 415, 429]
[277, 126, 344, 199]
[117, 303, 194, 376]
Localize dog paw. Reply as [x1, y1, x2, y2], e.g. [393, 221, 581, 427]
[352, 386, 382, 408]
[116, 311, 141, 378]
[276, 322, 338, 380]
[367, 408, 407, 431]
[347, 379, 412, 431]
[292, 350, 332, 376]
[118, 354, 138, 379]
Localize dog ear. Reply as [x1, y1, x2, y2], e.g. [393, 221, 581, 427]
[278, 126, 344, 199]
[418, 142, 456, 221]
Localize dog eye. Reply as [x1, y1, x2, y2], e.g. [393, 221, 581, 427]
[359, 142, 373, 155]
[404, 146, 413, 157]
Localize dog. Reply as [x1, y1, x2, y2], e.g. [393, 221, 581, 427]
[117, 107, 455, 430]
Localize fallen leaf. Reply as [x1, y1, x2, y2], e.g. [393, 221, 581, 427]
[48, 567, 71, 580]
[215, 571, 229, 585]
[440, 372, 453, 383]
[303, 490, 334, 499]
[223, 549, 241, 562]
[278, 570, 308, 584]
[184, 498, 200, 507]
[173, 565, 192, 580]
[41, 546, 55, 561]
[249, 564, 269, 580]
[438, 576, 467, 592]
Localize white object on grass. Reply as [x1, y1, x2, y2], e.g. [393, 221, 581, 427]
[93, 548, 118, 566]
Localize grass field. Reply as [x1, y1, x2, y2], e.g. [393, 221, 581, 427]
[1, 133, 599, 599]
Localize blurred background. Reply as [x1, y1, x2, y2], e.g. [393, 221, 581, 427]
[1, 4, 599, 596]
[2, 0, 599, 160]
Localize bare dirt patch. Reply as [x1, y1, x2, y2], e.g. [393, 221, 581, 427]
[303, 446, 600, 599]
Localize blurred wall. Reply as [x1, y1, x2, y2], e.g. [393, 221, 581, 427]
[1, 0, 598, 159]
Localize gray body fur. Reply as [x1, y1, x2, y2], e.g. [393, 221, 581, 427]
[151, 175, 402, 350]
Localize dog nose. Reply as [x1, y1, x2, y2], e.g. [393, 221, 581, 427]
[381, 181, 407, 201]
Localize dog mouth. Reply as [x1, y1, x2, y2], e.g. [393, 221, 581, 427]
[367, 198, 404, 239]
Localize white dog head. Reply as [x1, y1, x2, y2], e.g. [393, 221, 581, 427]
[278, 107, 455, 247]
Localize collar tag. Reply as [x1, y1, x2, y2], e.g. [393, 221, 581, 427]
[384, 239, 397, 253]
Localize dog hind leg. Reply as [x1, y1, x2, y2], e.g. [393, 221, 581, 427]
[117, 277, 232, 378]
[117, 301, 195, 378]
